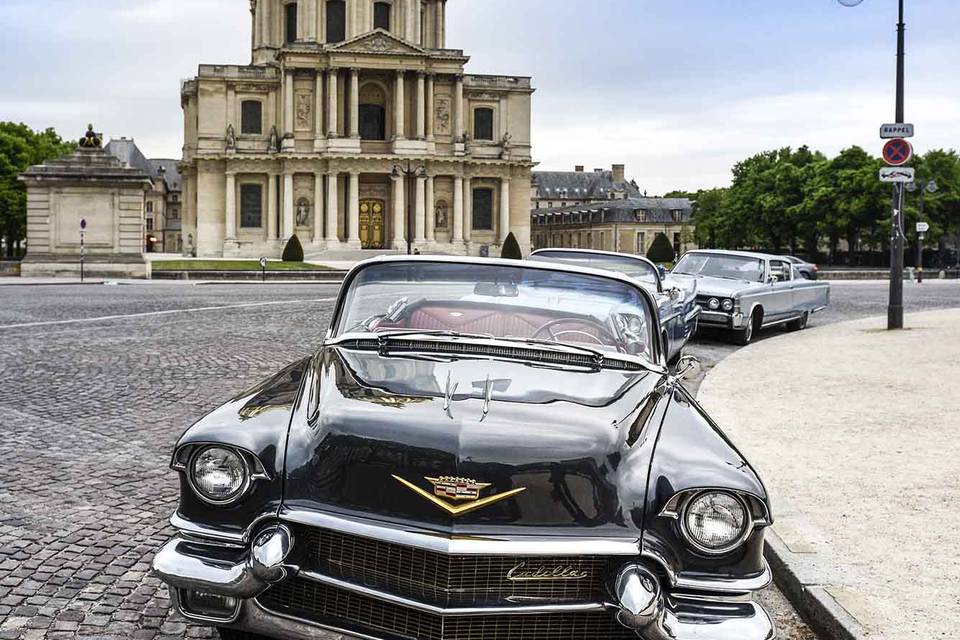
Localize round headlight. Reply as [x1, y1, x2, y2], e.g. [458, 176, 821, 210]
[708, 298, 720, 310]
[190, 446, 248, 504]
[683, 491, 749, 553]
[721, 299, 735, 312]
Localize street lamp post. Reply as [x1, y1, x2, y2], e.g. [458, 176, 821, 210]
[839, 0, 907, 329]
[906, 179, 937, 283]
[392, 160, 426, 255]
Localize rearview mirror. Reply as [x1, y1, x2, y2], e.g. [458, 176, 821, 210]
[474, 282, 519, 297]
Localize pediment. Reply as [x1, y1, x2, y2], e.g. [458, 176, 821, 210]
[329, 30, 426, 56]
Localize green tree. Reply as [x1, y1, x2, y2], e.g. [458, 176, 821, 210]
[646, 232, 675, 263]
[282, 233, 304, 262]
[0, 123, 75, 257]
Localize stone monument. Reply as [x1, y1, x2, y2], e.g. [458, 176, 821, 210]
[18, 125, 153, 278]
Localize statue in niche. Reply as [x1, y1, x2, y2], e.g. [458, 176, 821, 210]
[435, 201, 449, 230]
[296, 198, 311, 227]
[500, 132, 512, 159]
[225, 124, 236, 150]
[268, 126, 280, 153]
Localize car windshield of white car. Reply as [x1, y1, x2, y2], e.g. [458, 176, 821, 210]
[335, 261, 656, 362]
[529, 251, 659, 287]
[674, 254, 764, 283]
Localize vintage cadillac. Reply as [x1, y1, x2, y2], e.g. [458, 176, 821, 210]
[153, 256, 775, 640]
[671, 249, 831, 345]
[528, 248, 701, 366]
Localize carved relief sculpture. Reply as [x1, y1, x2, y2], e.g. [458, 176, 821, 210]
[295, 92, 312, 131]
[434, 96, 452, 136]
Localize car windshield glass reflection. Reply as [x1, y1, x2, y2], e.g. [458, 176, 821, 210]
[674, 254, 765, 283]
[530, 251, 659, 287]
[335, 262, 656, 361]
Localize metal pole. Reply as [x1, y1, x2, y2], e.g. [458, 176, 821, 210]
[917, 191, 924, 283]
[888, 0, 906, 329]
[406, 174, 413, 255]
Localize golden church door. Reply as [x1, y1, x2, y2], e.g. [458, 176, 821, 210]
[359, 199, 386, 249]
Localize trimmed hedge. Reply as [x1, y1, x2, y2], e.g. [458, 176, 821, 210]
[282, 234, 304, 262]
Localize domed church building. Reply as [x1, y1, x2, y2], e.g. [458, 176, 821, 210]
[180, 0, 535, 258]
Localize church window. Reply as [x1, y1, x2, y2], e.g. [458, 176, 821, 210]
[473, 107, 494, 141]
[285, 3, 299, 44]
[327, 0, 346, 43]
[359, 105, 386, 140]
[241, 100, 263, 135]
[472, 188, 494, 231]
[146, 201, 154, 214]
[240, 184, 263, 228]
[374, 2, 391, 31]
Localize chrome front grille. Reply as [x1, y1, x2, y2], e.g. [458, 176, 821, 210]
[297, 526, 614, 608]
[259, 576, 637, 640]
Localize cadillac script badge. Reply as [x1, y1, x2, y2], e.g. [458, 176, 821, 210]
[507, 562, 589, 582]
[392, 474, 526, 517]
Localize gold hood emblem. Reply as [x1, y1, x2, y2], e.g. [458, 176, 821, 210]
[392, 475, 525, 516]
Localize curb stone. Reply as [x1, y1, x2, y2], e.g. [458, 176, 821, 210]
[764, 529, 870, 640]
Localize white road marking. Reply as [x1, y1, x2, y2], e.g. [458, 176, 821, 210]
[0, 298, 338, 330]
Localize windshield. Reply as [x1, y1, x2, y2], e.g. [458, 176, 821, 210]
[529, 251, 660, 288]
[674, 253, 765, 283]
[334, 261, 657, 361]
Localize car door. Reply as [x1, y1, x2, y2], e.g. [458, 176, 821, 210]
[765, 259, 796, 321]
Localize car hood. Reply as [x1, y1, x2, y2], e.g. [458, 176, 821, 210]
[668, 273, 761, 297]
[282, 346, 667, 537]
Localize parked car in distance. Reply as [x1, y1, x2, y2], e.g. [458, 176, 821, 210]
[530, 248, 700, 366]
[153, 256, 775, 640]
[671, 249, 830, 345]
[783, 255, 819, 280]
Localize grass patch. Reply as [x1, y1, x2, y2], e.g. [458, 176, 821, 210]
[152, 260, 333, 272]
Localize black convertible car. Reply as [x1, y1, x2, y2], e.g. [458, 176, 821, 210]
[153, 256, 775, 640]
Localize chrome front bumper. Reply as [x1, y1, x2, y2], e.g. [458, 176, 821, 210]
[154, 514, 774, 640]
[698, 310, 745, 330]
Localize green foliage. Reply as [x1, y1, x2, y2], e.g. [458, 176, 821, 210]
[282, 234, 304, 262]
[0, 123, 75, 256]
[646, 233, 675, 263]
[500, 232, 523, 260]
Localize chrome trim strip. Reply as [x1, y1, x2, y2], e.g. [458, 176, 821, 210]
[298, 569, 608, 616]
[170, 513, 246, 546]
[244, 598, 388, 640]
[279, 508, 643, 556]
[674, 560, 773, 593]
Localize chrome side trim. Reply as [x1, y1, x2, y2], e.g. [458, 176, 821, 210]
[170, 513, 246, 546]
[675, 561, 773, 593]
[298, 569, 608, 616]
[279, 507, 643, 556]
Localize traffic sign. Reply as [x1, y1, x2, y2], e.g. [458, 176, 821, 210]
[879, 167, 915, 183]
[880, 123, 914, 139]
[916, 222, 930, 233]
[882, 138, 913, 166]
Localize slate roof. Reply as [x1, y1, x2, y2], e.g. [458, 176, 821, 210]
[104, 139, 182, 193]
[532, 170, 641, 200]
[531, 197, 694, 226]
[148, 159, 182, 193]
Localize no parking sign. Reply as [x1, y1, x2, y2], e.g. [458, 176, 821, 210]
[882, 138, 912, 167]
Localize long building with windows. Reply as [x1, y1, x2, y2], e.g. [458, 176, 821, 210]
[180, 0, 535, 258]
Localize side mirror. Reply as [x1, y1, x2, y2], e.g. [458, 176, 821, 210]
[768, 275, 780, 284]
[668, 287, 682, 301]
[673, 355, 700, 379]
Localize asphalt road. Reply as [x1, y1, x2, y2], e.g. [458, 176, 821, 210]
[0, 278, 955, 640]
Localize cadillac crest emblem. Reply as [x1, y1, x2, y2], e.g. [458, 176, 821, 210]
[392, 474, 526, 517]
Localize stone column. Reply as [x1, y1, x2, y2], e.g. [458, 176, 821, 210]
[225, 172, 237, 240]
[425, 174, 435, 242]
[414, 176, 426, 243]
[412, 0, 422, 44]
[438, 0, 446, 47]
[416, 72, 426, 140]
[499, 177, 511, 242]
[453, 175, 464, 243]
[454, 75, 464, 141]
[463, 176, 472, 242]
[315, 72, 325, 139]
[394, 70, 405, 140]
[350, 68, 361, 139]
[326, 171, 339, 242]
[284, 70, 294, 135]
[425, 74, 435, 142]
[282, 172, 295, 241]
[267, 173, 278, 240]
[392, 174, 406, 247]
[327, 68, 339, 137]
[348, 171, 361, 246]
[313, 173, 324, 243]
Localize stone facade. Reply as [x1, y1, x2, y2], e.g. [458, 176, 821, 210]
[181, 0, 535, 259]
[18, 131, 153, 278]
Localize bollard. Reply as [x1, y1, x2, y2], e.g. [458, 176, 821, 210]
[940, 270, 947, 279]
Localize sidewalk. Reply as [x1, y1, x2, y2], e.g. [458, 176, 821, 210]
[698, 309, 960, 640]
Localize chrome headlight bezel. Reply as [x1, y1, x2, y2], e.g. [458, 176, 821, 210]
[707, 298, 720, 310]
[721, 299, 735, 312]
[679, 490, 752, 555]
[187, 445, 252, 506]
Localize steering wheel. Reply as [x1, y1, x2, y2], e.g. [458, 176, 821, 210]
[532, 318, 618, 346]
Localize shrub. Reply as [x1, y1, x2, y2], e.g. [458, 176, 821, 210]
[282, 234, 304, 262]
[500, 232, 522, 260]
[646, 233, 675, 264]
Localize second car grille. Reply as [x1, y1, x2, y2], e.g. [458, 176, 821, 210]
[259, 576, 637, 640]
[296, 526, 614, 607]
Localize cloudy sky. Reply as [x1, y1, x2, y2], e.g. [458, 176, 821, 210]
[3, 0, 958, 194]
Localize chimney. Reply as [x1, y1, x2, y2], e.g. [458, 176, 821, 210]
[612, 164, 626, 183]
[574, 165, 584, 172]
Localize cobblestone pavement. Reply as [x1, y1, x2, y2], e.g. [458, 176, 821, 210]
[4, 280, 953, 639]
